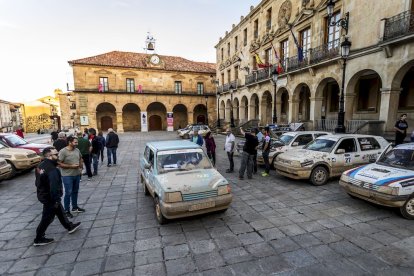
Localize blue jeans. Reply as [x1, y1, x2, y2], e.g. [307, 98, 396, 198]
[92, 153, 99, 174]
[107, 147, 117, 165]
[62, 175, 81, 212]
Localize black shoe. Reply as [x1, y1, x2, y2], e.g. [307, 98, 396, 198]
[68, 222, 81, 234]
[65, 211, 73, 218]
[72, 207, 85, 213]
[93, 172, 97, 176]
[238, 176, 244, 180]
[33, 237, 54, 246]
[226, 169, 234, 173]
[107, 164, 111, 167]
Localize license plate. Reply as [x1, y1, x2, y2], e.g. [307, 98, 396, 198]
[189, 201, 215, 211]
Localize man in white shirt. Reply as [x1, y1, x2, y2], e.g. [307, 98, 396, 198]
[224, 128, 235, 173]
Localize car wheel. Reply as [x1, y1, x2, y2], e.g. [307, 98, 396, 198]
[141, 175, 149, 196]
[6, 161, 17, 179]
[400, 196, 414, 220]
[154, 197, 167, 225]
[310, 166, 329, 186]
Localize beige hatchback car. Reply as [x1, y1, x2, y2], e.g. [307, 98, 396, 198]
[0, 158, 12, 181]
[0, 141, 41, 178]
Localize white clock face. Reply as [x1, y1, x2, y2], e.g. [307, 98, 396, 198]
[150, 55, 160, 64]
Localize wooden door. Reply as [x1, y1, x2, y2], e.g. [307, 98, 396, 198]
[101, 116, 113, 131]
[197, 115, 206, 124]
[149, 115, 162, 131]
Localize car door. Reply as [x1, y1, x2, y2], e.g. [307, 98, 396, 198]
[147, 149, 156, 192]
[141, 146, 150, 182]
[331, 138, 358, 176]
[356, 137, 384, 165]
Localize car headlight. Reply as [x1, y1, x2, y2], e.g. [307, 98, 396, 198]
[14, 154, 27, 160]
[340, 174, 350, 183]
[291, 160, 301, 167]
[377, 186, 399, 195]
[164, 192, 182, 203]
[300, 160, 314, 167]
[218, 185, 231, 196]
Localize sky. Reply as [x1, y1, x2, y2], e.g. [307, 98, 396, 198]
[0, 0, 261, 103]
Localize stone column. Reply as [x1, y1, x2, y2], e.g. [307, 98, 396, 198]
[310, 97, 324, 130]
[288, 99, 299, 123]
[88, 112, 97, 129]
[116, 111, 124, 133]
[379, 88, 401, 133]
[344, 93, 356, 123]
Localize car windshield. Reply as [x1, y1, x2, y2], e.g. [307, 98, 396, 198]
[278, 134, 295, 145]
[6, 135, 28, 146]
[377, 148, 414, 170]
[0, 143, 6, 150]
[157, 149, 212, 174]
[304, 139, 336, 152]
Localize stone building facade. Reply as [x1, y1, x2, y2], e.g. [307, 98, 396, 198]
[216, 0, 414, 137]
[68, 51, 216, 132]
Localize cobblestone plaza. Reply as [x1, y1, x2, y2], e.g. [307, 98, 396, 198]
[0, 132, 413, 275]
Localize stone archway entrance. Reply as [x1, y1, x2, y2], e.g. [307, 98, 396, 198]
[173, 104, 188, 130]
[194, 104, 207, 125]
[261, 91, 272, 125]
[96, 102, 116, 131]
[122, 103, 141, 131]
[147, 102, 166, 131]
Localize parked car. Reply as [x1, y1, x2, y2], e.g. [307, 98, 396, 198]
[139, 140, 232, 224]
[0, 141, 41, 178]
[236, 129, 287, 154]
[0, 158, 12, 181]
[179, 125, 210, 139]
[0, 134, 50, 155]
[274, 134, 389, 186]
[177, 124, 193, 136]
[340, 143, 414, 219]
[257, 131, 330, 168]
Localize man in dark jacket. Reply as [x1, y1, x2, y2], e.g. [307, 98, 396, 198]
[34, 147, 81, 246]
[106, 128, 119, 167]
[53, 132, 67, 152]
[90, 131, 101, 175]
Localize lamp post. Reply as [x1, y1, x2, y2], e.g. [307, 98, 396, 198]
[271, 68, 279, 124]
[204, 95, 209, 126]
[230, 87, 235, 128]
[326, 0, 351, 133]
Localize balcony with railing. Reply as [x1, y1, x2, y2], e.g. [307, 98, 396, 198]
[222, 83, 231, 92]
[245, 72, 257, 85]
[286, 54, 308, 71]
[256, 67, 271, 82]
[383, 11, 414, 41]
[309, 39, 340, 65]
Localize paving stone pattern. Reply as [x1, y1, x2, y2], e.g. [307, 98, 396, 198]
[0, 132, 413, 275]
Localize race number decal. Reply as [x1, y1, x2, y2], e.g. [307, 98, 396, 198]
[344, 154, 351, 164]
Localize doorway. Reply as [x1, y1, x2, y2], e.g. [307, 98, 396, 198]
[101, 116, 113, 131]
[149, 115, 162, 131]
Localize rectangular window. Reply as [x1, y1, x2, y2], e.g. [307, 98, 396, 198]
[254, 19, 259, 39]
[252, 55, 257, 70]
[234, 36, 238, 52]
[197, 82, 204, 95]
[265, 48, 273, 65]
[221, 48, 224, 60]
[227, 42, 231, 57]
[126, 78, 135, 92]
[300, 28, 311, 57]
[234, 66, 239, 81]
[221, 73, 224, 85]
[99, 77, 108, 92]
[280, 39, 289, 68]
[357, 137, 381, 151]
[266, 8, 272, 30]
[227, 69, 231, 83]
[174, 81, 182, 94]
[243, 28, 248, 46]
[326, 12, 341, 49]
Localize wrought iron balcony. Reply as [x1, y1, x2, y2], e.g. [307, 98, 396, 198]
[256, 67, 270, 82]
[308, 39, 340, 65]
[245, 72, 257, 85]
[217, 86, 223, 93]
[286, 54, 308, 71]
[75, 88, 216, 96]
[383, 10, 414, 41]
[229, 80, 239, 89]
[222, 83, 231, 92]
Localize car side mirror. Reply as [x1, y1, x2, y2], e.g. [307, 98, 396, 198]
[144, 163, 151, 170]
[336, 149, 345, 154]
[292, 142, 299, 146]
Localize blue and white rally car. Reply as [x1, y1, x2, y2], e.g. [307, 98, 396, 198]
[340, 143, 414, 219]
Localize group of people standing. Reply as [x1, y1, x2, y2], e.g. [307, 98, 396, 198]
[34, 128, 119, 246]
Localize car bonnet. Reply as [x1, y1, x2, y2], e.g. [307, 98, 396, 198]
[345, 164, 414, 186]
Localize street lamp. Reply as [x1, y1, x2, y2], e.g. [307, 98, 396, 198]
[335, 37, 352, 133]
[271, 68, 279, 124]
[204, 95, 209, 126]
[230, 87, 235, 128]
[327, 0, 349, 35]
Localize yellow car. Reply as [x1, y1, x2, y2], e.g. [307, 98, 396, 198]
[0, 141, 41, 179]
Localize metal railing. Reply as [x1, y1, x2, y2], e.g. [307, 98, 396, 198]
[309, 39, 340, 65]
[256, 67, 270, 82]
[286, 54, 308, 71]
[383, 10, 414, 41]
[75, 88, 216, 96]
[222, 83, 231, 92]
[245, 72, 257, 85]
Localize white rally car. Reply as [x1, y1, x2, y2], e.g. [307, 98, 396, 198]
[340, 143, 414, 219]
[274, 134, 389, 186]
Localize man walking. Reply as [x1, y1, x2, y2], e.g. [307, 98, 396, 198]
[58, 136, 85, 218]
[34, 147, 81, 246]
[262, 127, 271, 177]
[90, 130, 101, 175]
[224, 128, 235, 173]
[239, 127, 259, 180]
[77, 132, 92, 180]
[53, 132, 67, 152]
[106, 128, 119, 167]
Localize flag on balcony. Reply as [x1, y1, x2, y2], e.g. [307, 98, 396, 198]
[270, 41, 284, 74]
[98, 83, 103, 92]
[138, 84, 142, 93]
[289, 28, 304, 62]
[255, 53, 271, 68]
